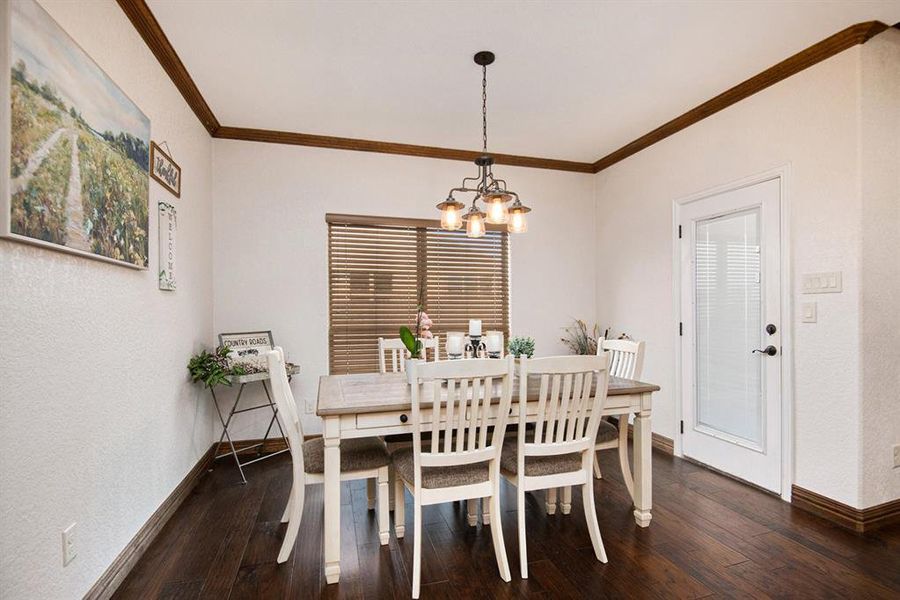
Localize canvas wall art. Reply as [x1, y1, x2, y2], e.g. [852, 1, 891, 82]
[1, 0, 150, 268]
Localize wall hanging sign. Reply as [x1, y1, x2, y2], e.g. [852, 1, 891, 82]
[0, 0, 150, 269]
[158, 201, 176, 290]
[150, 141, 181, 198]
[218, 331, 275, 373]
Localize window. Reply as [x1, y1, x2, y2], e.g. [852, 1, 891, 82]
[327, 214, 510, 374]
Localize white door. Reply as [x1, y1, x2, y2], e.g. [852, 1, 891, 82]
[679, 177, 783, 493]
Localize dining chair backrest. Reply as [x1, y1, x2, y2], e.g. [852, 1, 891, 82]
[267, 347, 304, 464]
[378, 337, 440, 374]
[597, 338, 645, 380]
[518, 354, 610, 455]
[407, 357, 515, 481]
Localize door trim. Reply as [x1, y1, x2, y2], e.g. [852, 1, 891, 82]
[672, 165, 793, 502]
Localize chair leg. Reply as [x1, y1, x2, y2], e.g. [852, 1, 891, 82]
[278, 481, 304, 563]
[367, 478, 376, 510]
[582, 480, 607, 563]
[517, 486, 528, 579]
[561, 486, 572, 515]
[488, 486, 511, 582]
[281, 484, 293, 523]
[394, 474, 406, 538]
[467, 498, 478, 526]
[618, 417, 635, 501]
[483, 497, 491, 525]
[377, 467, 389, 545]
[412, 496, 423, 599]
[545, 488, 557, 515]
[593, 451, 603, 479]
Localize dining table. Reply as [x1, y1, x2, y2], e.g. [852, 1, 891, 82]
[315, 370, 660, 584]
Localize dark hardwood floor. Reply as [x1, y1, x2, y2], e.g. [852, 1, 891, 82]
[114, 446, 900, 599]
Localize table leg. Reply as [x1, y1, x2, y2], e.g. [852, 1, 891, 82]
[323, 416, 342, 584]
[216, 384, 246, 451]
[632, 406, 652, 527]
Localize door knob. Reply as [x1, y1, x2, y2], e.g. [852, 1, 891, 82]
[752, 345, 778, 356]
[766, 324, 777, 335]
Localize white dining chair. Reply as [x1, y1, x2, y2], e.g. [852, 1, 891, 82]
[378, 336, 440, 373]
[266, 347, 391, 563]
[501, 354, 611, 578]
[593, 338, 645, 496]
[393, 357, 514, 598]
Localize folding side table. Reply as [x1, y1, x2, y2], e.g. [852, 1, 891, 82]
[209, 363, 300, 483]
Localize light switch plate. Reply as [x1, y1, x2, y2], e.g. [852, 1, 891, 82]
[802, 272, 842, 294]
[62, 523, 77, 566]
[801, 302, 817, 323]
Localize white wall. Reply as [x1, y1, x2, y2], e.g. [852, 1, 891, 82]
[859, 30, 900, 509]
[0, 1, 215, 598]
[593, 33, 900, 509]
[212, 140, 596, 436]
[595, 47, 860, 504]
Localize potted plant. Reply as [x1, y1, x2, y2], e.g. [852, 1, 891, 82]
[187, 345, 246, 388]
[561, 319, 601, 355]
[507, 336, 535, 358]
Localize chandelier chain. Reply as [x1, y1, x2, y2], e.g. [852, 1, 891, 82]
[482, 64, 487, 153]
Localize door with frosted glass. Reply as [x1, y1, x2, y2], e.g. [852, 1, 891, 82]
[679, 178, 782, 493]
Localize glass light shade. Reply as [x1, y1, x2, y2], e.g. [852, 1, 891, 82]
[508, 208, 528, 233]
[485, 196, 509, 224]
[441, 205, 462, 230]
[466, 211, 486, 238]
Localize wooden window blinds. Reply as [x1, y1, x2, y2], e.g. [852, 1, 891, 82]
[327, 214, 510, 374]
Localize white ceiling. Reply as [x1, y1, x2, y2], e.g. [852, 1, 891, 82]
[147, 0, 900, 163]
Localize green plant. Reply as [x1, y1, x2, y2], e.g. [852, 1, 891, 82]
[561, 319, 600, 355]
[507, 336, 535, 358]
[187, 346, 245, 389]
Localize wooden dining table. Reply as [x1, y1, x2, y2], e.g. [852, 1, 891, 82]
[316, 371, 660, 584]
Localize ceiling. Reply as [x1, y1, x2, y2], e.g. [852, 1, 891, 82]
[146, 0, 900, 163]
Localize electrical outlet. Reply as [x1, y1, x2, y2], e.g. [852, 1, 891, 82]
[62, 523, 77, 566]
[893, 444, 900, 469]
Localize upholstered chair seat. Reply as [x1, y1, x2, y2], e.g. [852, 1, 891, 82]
[302, 437, 390, 474]
[595, 420, 619, 444]
[500, 439, 581, 476]
[392, 447, 490, 489]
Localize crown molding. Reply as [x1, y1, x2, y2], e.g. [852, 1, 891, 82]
[117, 0, 891, 175]
[214, 126, 595, 173]
[116, 0, 219, 135]
[590, 20, 890, 173]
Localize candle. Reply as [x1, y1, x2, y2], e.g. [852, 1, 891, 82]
[486, 333, 501, 353]
[446, 334, 463, 357]
[468, 319, 482, 337]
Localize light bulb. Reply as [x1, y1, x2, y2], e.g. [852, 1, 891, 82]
[467, 212, 485, 238]
[485, 197, 509, 224]
[441, 205, 461, 230]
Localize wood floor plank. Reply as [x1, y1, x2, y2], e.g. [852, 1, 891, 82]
[112, 447, 900, 599]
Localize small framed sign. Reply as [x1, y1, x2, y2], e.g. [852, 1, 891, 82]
[218, 331, 274, 372]
[150, 141, 181, 198]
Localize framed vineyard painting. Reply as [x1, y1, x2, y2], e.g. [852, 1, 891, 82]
[0, 0, 150, 269]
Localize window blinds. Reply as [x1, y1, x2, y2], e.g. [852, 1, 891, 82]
[327, 214, 510, 374]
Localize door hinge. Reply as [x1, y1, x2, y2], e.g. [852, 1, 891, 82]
[679, 322, 683, 336]
[680, 420, 684, 435]
[678, 225, 682, 239]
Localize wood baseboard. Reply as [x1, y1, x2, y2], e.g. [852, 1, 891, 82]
[791, 485, 900, 533]
[214, 436, 289, 456]
[84, 444, 216, 600]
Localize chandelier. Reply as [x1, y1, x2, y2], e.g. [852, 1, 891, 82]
[437, 51, 531, 237]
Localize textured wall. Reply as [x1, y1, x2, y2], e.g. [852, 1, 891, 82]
[211, 139, 596, 436]
[859, 30, 900, 509]
[592, 47, 867, 505]
[0, 1, 214, 598]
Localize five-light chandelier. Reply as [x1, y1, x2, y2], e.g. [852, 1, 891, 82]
[437, 51, 531, 237]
